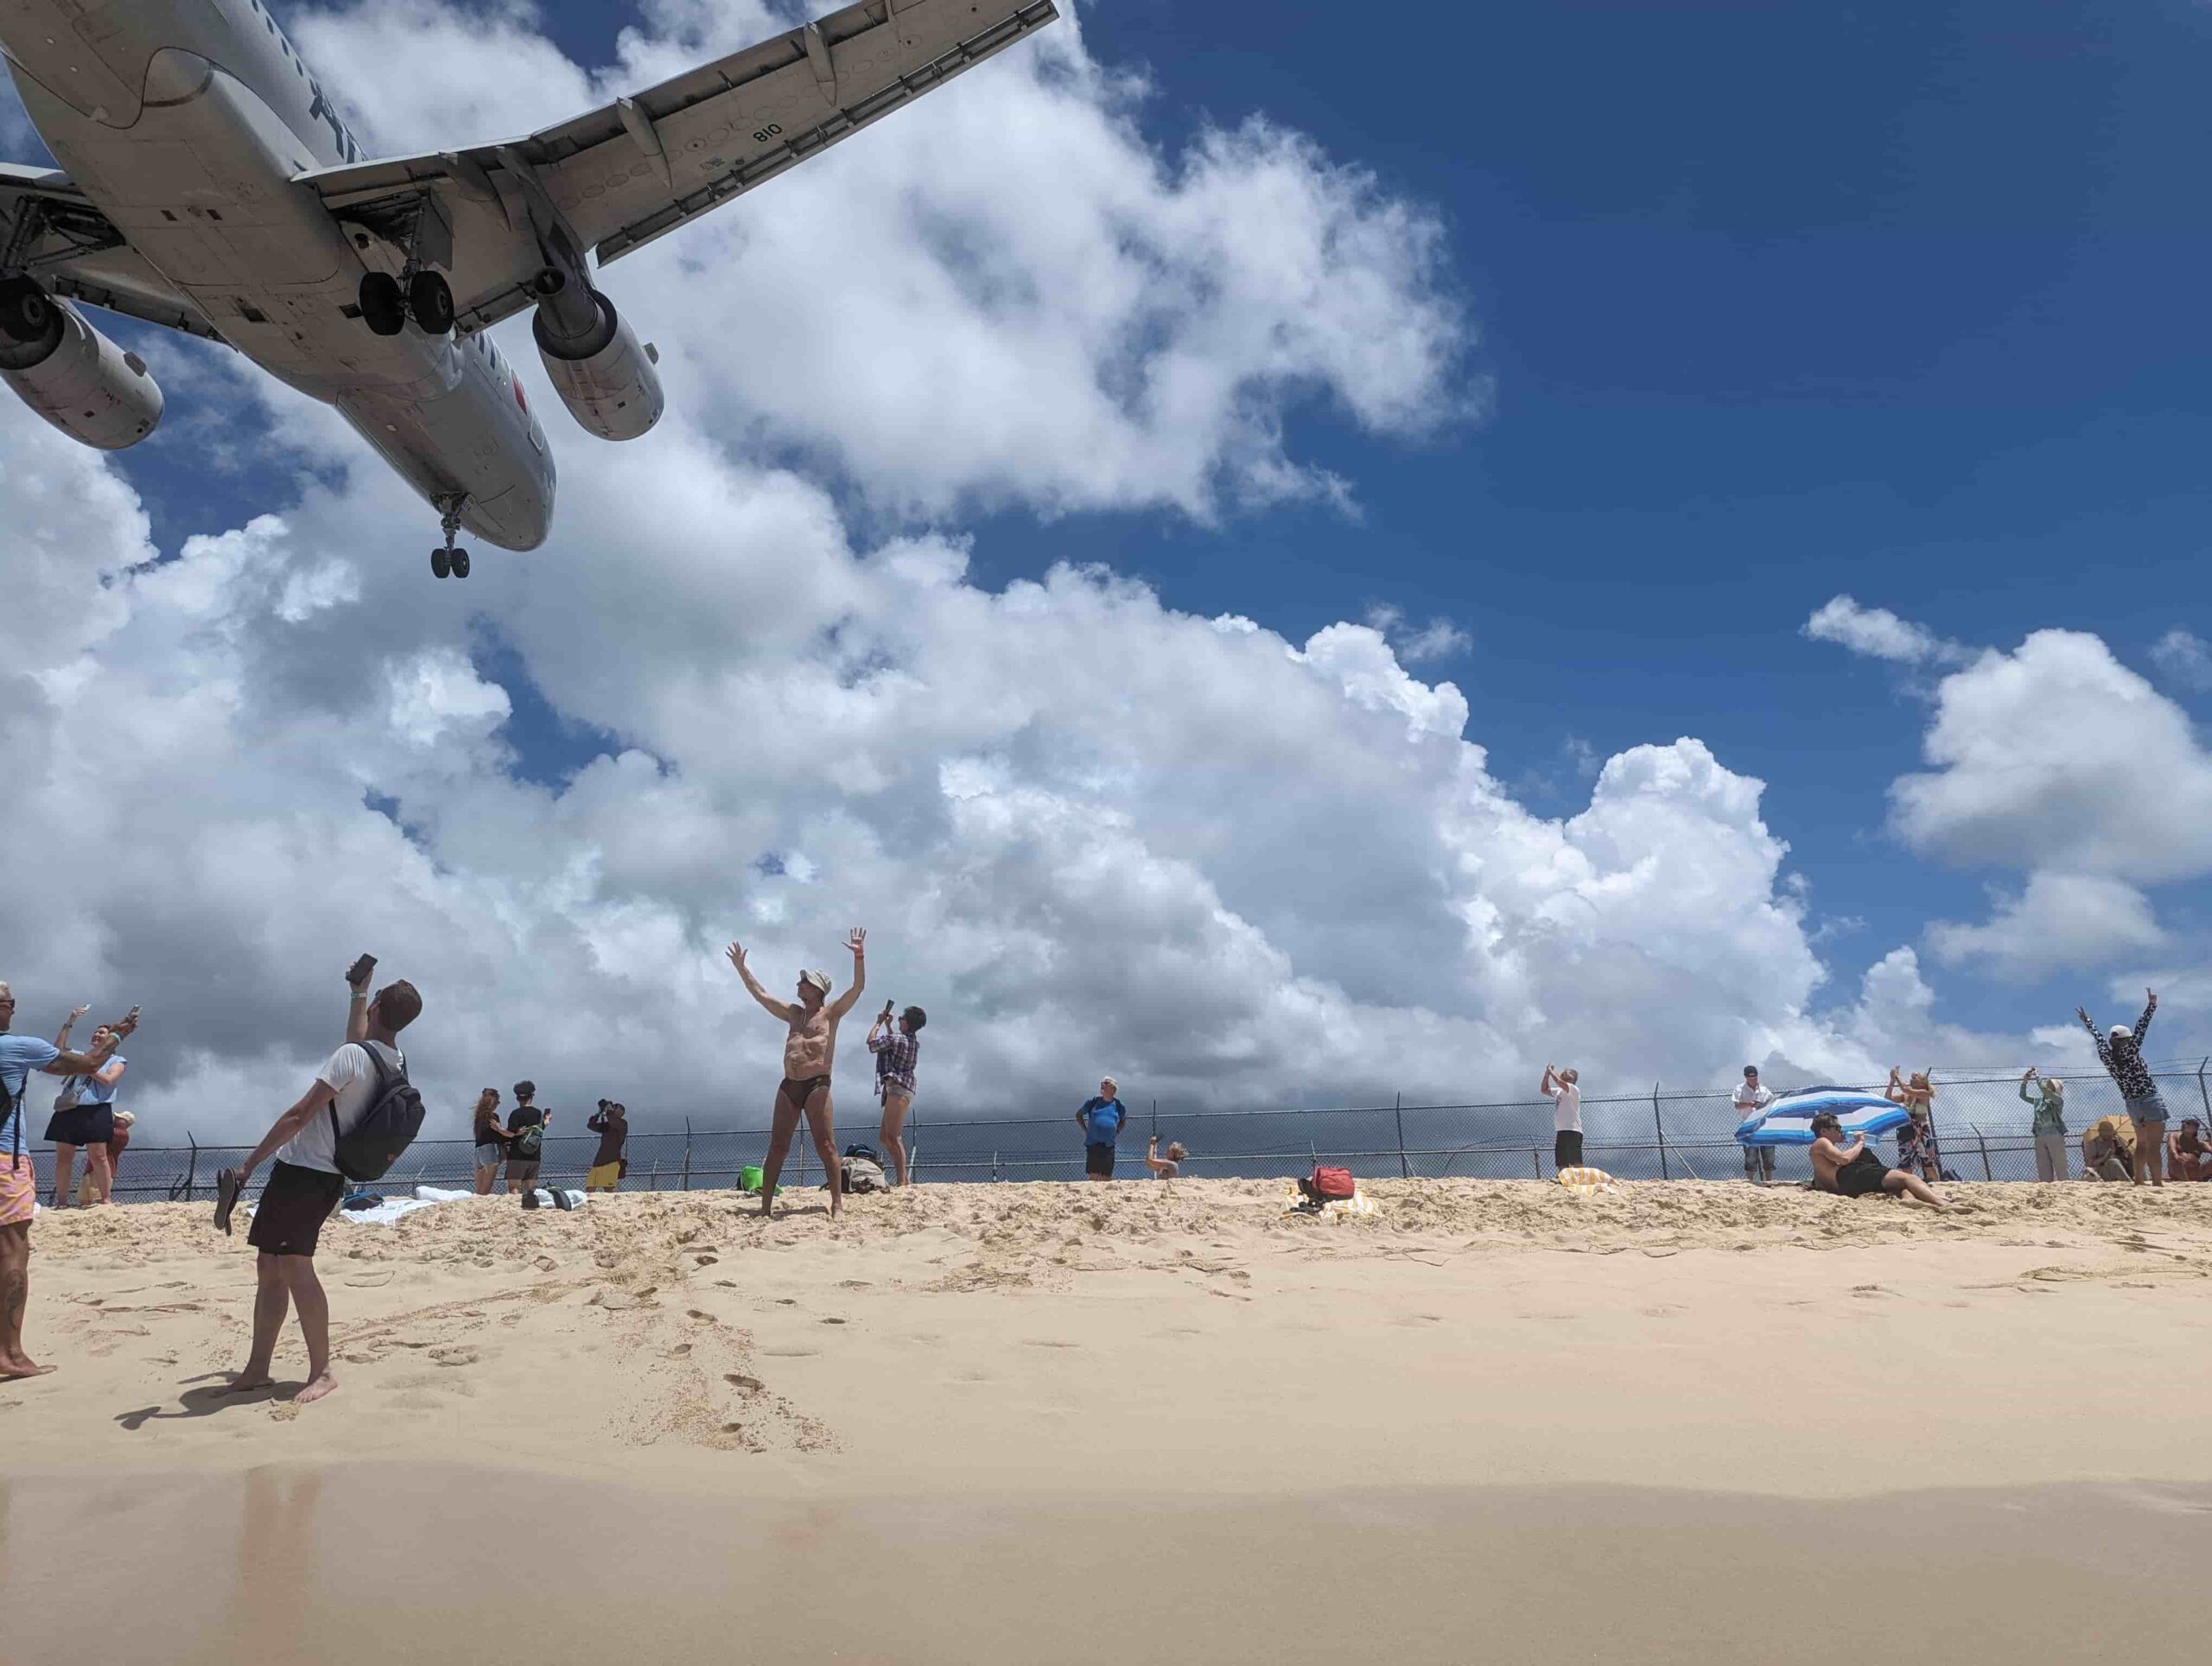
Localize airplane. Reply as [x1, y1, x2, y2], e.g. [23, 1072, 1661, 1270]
[0, 0, 1058, 576]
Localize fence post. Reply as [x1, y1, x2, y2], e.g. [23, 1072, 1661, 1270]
[1973, 1123, 1992, 1182]
[1395, 1092, 1409, 1180]
[2198, 1058, 2209, 1122]
[683, 1117, 693, 1192]
[183, 1133, 199, 1203]
[1653, 1083, 1669, 1180]
[1531, 1144, 1541, 1179]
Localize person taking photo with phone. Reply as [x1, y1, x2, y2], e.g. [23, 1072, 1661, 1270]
[867, 1001, 925, 1187]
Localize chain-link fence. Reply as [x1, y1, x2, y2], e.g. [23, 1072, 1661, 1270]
[36, 1064, 2212, 1205]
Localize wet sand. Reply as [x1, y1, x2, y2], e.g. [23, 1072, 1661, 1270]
[4, 1466, 2205, 1664]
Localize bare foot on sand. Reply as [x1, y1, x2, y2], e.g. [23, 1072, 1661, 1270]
[295, 1371, 338, 1405]
[0, 1358, 57, 1380]
[222, 1374, 275, 1395]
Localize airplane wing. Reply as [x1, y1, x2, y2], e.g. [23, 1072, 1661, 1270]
[299, 0, 1058, 335]
[0, 164, 228, 343]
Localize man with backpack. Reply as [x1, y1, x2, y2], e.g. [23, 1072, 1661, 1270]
[505, 1080, 550, 1205]
[215, 968, 423, 1404]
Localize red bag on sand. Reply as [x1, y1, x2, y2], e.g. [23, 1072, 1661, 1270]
[1309, 1166, 1356, 1203]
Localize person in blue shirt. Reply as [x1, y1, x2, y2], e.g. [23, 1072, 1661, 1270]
[1075, 1078, 1127, 1181]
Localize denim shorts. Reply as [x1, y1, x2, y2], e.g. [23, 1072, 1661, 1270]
[2126, 1094, 2169, 1127]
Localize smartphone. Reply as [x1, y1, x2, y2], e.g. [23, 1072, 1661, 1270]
[346, 953, 377, 987]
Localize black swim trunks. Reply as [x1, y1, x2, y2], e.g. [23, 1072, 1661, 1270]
[1085, 1142, 1116, 1178]
[1834, 1150, 1892, 1199]
[779, 1075, 831, 1109]
[246, 1160, 346, 1256]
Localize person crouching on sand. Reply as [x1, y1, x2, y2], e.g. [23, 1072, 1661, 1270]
[1144, 1136, 1186, 1179]
[1808, 1113, 1951, 1209]
[216, 969, 423, 1404]
[470, 1088, 509, 1194]
[727, 930, 867, 1220]
[2168, 1118, 2210, 1183]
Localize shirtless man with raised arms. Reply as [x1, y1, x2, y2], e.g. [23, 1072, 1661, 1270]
[727, 929, 866, 1219]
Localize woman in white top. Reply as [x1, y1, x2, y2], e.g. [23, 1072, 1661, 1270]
[42, 1008, 126, 1207]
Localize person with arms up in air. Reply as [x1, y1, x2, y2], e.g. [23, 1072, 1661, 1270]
[1732, 1066, 1775, 1185]
[2079, 990, 2166, 1186]
[44, 1005, 128, 1208]
[1887, 1069, 1942, 1182]
[868, 1002, 925, 1187]
[586, 1099, 628, 1193]
[1076, 1078, 1127, 1181]
[1540, 1063, 1583, 1172]
[727, 929, 867, 1220]
[1, 982, 130, 1379]
[505, 1080, 550, 1206]
[213, 960, 421, 1404]
[1808, 1112, 1952, 1209]
[1144, 1135, 1186, 1179]
[469, 1088, 509, 1195]
[2021, 1069, 2069, 1182]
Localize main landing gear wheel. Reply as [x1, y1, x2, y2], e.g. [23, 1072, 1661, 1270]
[450, 549, 470, 578]
[359, 271, 405, 337]
[408, 270, 455, 334]
[430, 495, 471, 579]
[431, 547, 450, 579]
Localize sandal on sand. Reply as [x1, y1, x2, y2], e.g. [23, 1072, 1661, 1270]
[213, 1168, 243, 1236]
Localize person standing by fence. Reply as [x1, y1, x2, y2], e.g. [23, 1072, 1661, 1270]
[1733, 1066, 1775, 1185]
[506, 1081, 548, 1205]
[1541, 1064, 1583, 1172]
[2, 982, 128, 1379]
[586, 1100, 628, 1192]
[726, 930, 867, 1221]
[1077, 1078, 1128, 1181]
[2021, 1070, 2068, 1182]
[43, 1011, 127, 1208]
[1888, 1070, 1942, 1182]
[470, 1089, 509, 1195]
[2078, 989, 2165, 1186]
[868, 1003, 925, 1187]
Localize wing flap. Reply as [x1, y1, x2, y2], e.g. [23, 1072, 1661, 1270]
[295, 0, 1058, 332]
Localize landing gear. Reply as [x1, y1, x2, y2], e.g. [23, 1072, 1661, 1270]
[408, 270, 454, 334]
[431, 496, 471, 580]
[358, 270, 456, 337]
[359, 271, 405, 336]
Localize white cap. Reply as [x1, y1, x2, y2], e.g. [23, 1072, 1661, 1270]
[800, 969, 831, 995]
[2110, 1025, 2133, 1040]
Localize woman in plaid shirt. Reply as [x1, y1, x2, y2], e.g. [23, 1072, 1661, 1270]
[868, 1003, 926, 1187]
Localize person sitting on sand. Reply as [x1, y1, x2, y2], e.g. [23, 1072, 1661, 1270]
[2080, 1122, 2133, 1182]
[1145, 1135, 1187, 1179]
[2, 980, 130, 1380]
[216, 961, 422, 1405]
[1076, 1078, 1128, 1182]
[1808, 1112, 1951, 1209]
[470, 1088, 509, 1195]
[2167, 1118, 2210, 1183]
[727, 930, 867, 1220]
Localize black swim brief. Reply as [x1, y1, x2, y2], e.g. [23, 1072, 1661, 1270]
[779, 1075, 831, 1109]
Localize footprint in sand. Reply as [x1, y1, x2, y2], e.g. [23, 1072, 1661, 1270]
[685, 1310, 718, 1324]
[760, 1347, 821, 1359]
[725, 1373, 763, 1392]
[1023, 1338, 1080, 1349]
[819, 1317, 848, 1326]
[345, 1272, 396, 1288]
[430, 1346, 480, 1368]
[667, 1343, 694, 1358]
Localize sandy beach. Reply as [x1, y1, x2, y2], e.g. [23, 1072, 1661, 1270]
[7, 1178, 2211, 1662]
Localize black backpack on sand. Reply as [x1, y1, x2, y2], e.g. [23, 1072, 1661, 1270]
[330, 1042, 425, 1183]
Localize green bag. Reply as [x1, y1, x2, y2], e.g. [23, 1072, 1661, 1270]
[740, 1164, 766, 1194]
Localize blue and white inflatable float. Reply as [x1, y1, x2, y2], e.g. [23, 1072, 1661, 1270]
[1736, 1087, 1910, 1148]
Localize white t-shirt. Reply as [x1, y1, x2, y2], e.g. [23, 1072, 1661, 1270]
[276, 1041, 403, 1174]
[1547, 1080, 1582, 1133]
[1732, 1081, 1774, 1118]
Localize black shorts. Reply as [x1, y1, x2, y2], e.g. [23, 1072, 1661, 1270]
[1554, 1129, 1584, 1169]
[43, 1103, 113, 1147]
[1084, 1142, 1116, 1178]
[1834, 1152, 1892, 1199]
[247, 1161, 346, 1256]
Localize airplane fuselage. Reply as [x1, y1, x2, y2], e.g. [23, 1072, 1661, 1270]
[1, 0, 554, 548]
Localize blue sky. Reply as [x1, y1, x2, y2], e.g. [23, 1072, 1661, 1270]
[8, 0, 2209, 1131]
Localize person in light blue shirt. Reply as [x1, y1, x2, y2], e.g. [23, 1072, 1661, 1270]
[1075, 1077, 1127, 1182]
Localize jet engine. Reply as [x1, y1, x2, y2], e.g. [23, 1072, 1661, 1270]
[0, 279, 162, 451]
[530, 270, 662, 442]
